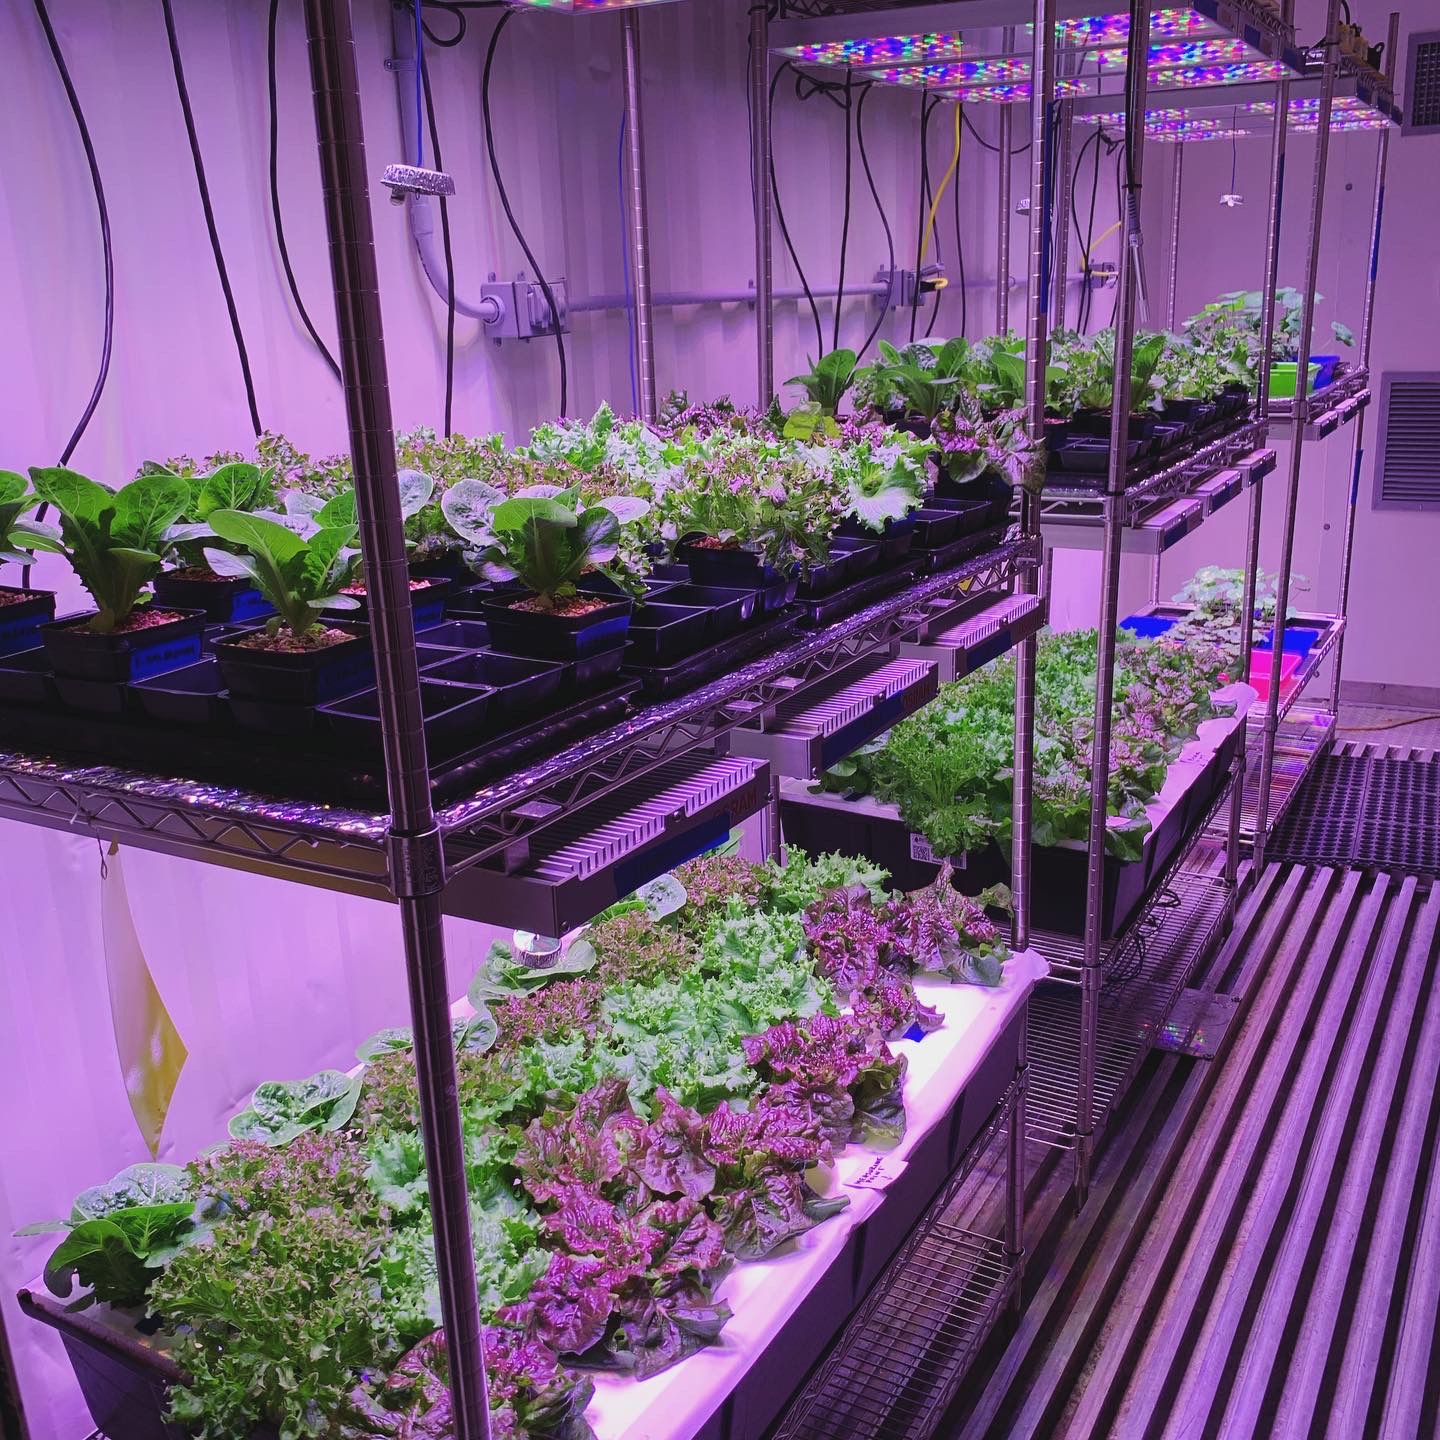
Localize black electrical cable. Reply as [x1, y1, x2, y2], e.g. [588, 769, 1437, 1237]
[832, 71, 853, 353]
[1110, 140, 1125, 327]
[481, 11, 567, 417]
[268, 0, 341, 386]
[854, 83, 893, 360]
[421, 5, 466, 47]
[909, 94, 934, 343]
[961, 108, 1032, 157]
[25, 0, 114, 590]
[770, 62, 825, 358]
[923, 104, 950, 341]
[421, 57, 457, 437]
[161, 0, 262, 436]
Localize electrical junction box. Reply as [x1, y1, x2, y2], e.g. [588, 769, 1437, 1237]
[482, 275, 570, 340]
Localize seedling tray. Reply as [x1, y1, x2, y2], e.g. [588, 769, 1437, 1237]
[621, 611, 802, 699]
[793, 558, 922, 629]
[0, 650, 640, 809]
[911, 522, 1011, 576]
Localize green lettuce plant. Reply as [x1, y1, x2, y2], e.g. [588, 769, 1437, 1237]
[442, 482, 649, 607]
[786, 349, 860, 418]
[26, 468, 195, 632]
[0, 471, 64, 570]
[203, 510, 361, 640]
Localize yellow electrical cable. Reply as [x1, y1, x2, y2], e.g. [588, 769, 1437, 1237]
[919, 104, 963, 267]
[1091, 217, 1123, 248]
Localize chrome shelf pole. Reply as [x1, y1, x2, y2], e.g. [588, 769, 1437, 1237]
[1253, 0, 1340, 872]
[1010, 0, 1055, 1294]
[1051, 98, 1074, 332]
[750, 2, 774, 406]
[621, 9, 657, 423]
[997, 27, 1015, 333]
[1164, 144, 1184, 332]
[1076, 0, 1151, 1210]
[1225, 15, 1292, 882]
[1328, 11, 1399, 717]
[302, 1, 489, 1435]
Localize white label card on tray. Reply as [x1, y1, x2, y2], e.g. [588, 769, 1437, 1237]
[849, 1155, 908, 1191]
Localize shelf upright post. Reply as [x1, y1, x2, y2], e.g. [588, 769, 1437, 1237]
[1164, 144, 1184, 332]
[1328, 11, 1399, 717]
[1227, 19, 1291, 877]
[1075, 0, 1150, 1210]
[1009, 0, 1056, 1300]
[1253, 0, 1341, 871]
[997, 27, 1015, 333]
[1051, 98, 1074, 331]
[622, 9, 658, 423]
[301, 3, 490, 1436]
[750, 2, 774, 406]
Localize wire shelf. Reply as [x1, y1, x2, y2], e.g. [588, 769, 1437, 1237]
[1027, 868, 1235, 1148]
[773, 1085, 1019, 1440]
[1266, 368, 1370, 440]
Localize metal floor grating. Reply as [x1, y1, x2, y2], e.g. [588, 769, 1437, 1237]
[1027, 872, 1234, 1147]
[774, 1090, 1018, 1440]
[949, 865, 1440, 1440]
[1270, 742, 1440, 875]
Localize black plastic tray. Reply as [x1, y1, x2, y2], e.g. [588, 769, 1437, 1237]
[793, 559, 922, 629]
[621, 611, 802, 698]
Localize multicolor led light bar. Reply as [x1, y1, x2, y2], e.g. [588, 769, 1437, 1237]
[1149, 59, 1291, 87]
[1146, 118, 1253, 140]
[1094, 37, 1259, 67]
[943, 78, 1095, 103]
[773, 33, 966, 68]
[1058, 8, 1226, 45]
[862, 57, 1030, 89]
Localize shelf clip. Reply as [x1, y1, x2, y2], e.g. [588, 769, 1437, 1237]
[386, 824, 447, 898]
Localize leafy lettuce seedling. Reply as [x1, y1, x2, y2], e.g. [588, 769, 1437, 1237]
[204, 510, 360, 641]
[26, 467, 194, 631]
[0, 471, 63, 569]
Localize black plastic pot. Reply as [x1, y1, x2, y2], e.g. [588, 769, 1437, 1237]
[909, 508, 962, 549]
[624, 601, 712, 664]
[675, 542, 798, 614]
[0, 647, 55, 705]
[131, 659, 230, 727]
[1054, 438, 1146, 474]
[0, 587, 57, 657]
[831, 535, 882, 577]
[1070, 409, 1155, 443]
[152, 571, 274, 625]
[572, 642, 629, 688]
[327, 576, 452, 631]
[422, 651, 565, 723]
[839, 512, 917, 566]
[41, 608, 207, 684]
[227, 693, 327, 737]
[322, 678, 494, 756]
[933, 471, 1012, 527]
[652, 584, 758, 637]
[794, 551, 854, 600]
[54, 675, 130, 716]
[925, 495, 1000, 538]
[479, 593, 633, 661]
[214, 623, 373, 705]
[417, 619, 491, 652]
[408, 548, 472, 582]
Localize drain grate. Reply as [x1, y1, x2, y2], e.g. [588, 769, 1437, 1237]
[1269, 747, 1440, 875]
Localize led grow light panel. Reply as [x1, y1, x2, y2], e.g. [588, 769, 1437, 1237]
[1150, 59, 1290, 87]
[863, 57, 1030, 88]
[774, 33, 967, 68]
[1147, 118, 1255, 139]
[945, 78, 1096, 103]
[1058, 8, 1227, 45]
[1093, 37, 1259, 67]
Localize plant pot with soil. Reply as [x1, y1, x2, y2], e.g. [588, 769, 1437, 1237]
[203, 507, 374, 708]
[0, 470, 64, 653]
[326, 575, 452, 630]
[153, 567, 275, 623]
[27, 467, 208, 683]
[441, 479, 649, 663]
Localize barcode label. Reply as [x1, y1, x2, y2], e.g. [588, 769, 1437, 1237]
[909, 832, 965, 867]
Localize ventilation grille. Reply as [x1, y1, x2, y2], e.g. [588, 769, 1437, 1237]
[1373, 373, 1440, 510]
[1404, 32, 1440, 132]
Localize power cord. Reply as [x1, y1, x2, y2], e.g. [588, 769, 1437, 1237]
[769, 61, 825, 358]
[161, 0, 262, 435]
[481, 10, 568, 417]
[952, 96, 967, 340]
[909, 93, 936, 343]
[420, 56, 457, 436]
[268, 0, 340, 385]
[25, 0, 114, 589]
[855, 82, 894, 360]
[924, 103, 961, 339]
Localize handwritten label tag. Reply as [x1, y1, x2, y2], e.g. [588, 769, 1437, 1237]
[850, 1156, 908, 1192]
